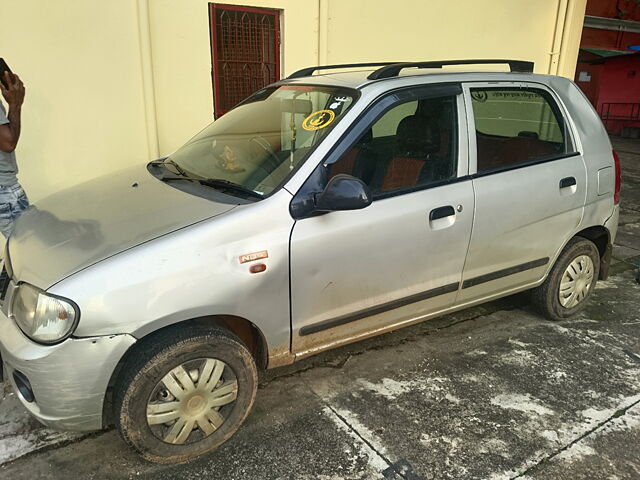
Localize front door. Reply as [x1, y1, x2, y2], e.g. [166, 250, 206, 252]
[289, 87, 475, 356]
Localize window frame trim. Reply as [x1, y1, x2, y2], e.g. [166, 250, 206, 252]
[462, 81, 580, 176]
[470, 151, 581, 179]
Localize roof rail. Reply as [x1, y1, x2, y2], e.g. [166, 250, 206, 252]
[367, 59, 534, 80]
[287, 62, 399, 79]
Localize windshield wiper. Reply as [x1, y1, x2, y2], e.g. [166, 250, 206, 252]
[163, 159, 188, 177]
[199, 178, 263, 199]
[149, 158, 190, 180]
[151, 163, 262, 200]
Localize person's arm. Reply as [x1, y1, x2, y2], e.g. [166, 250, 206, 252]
[0, 71, 25, 153]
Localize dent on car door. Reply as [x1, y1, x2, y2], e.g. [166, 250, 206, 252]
[458, 84, 587, 303]
[288, 85, 475, 357]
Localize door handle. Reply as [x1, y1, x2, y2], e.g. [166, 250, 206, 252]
[559, 176, 577, 188]
[429, 205, 456, 221]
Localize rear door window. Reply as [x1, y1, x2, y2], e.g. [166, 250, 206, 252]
[470, 88, 572, 173]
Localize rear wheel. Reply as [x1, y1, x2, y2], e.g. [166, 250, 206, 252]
[532, 237, 600, 321]
[114, 326, 257, 463]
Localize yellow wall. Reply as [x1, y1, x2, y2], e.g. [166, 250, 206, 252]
[0, 0, 586, 203]
[0, 0, 151, 202]
[146, 0, 320, 155]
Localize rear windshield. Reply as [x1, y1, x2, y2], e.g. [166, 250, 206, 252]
[168, 85, 357, 197]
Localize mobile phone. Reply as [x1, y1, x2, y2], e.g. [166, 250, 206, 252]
[0, 58, 12, 89]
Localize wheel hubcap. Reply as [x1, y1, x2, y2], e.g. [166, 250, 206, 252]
[146, 358, 238, 445]
[559, 255, 595, 308]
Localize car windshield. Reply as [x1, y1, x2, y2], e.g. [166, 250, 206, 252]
[167, 85, 357, 198]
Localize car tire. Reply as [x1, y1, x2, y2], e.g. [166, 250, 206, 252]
[532, 237, 600, 321]
[113, 325, 258, 464]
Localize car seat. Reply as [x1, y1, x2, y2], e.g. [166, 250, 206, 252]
[379, 115, 441, 192]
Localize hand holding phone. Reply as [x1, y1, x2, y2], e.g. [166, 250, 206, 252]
[0, 59, 25, 108]
[0, 58, 12, 90]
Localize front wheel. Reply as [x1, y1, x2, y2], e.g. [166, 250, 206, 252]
[114, 326, 258, 463]
[532, 237, 600, 321]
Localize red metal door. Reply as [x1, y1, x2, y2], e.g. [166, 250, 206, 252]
[209, 3, 280, 117]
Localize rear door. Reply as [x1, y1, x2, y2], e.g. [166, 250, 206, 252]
[289, 85, 475, 356]
[457, 82, 586, 303]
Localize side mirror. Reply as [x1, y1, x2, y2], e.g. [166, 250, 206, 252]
[314, 174, 372, 212]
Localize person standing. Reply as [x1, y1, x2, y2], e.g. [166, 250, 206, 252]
[0, 70, 27, 239]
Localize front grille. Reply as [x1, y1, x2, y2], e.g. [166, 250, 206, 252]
[0, 266, 10, 302]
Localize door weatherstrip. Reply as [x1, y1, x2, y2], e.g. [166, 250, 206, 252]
[462, 257, 549, 289]
[299, 282, 459, 336]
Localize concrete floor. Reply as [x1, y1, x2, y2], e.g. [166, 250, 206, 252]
[0, 138, 638, 480]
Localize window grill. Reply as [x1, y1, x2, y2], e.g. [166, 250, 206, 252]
[209, 4, 280, 117]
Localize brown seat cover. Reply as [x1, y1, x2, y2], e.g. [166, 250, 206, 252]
[381, 157, 425, 192]
[476, 133, 555, 171]
[329, 147, 360, 177]
[380, 115, 440, 192]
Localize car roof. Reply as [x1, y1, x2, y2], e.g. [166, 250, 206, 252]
[276, 67, 564, 91]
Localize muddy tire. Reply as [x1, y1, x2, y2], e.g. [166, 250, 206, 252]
[113, 326, 257, 463]
[532, 237, 600, 321]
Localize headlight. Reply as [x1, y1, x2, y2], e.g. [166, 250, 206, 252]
[10, 283, 79, 344]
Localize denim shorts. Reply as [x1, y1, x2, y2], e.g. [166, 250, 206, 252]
[0, 183, 29, 239]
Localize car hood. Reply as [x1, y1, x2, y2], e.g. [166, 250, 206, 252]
[9, 163, 238, 289]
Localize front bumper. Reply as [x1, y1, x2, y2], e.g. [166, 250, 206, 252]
[0, 310, 135, 431]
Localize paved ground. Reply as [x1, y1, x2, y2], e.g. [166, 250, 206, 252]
[0, 138, 638, 479]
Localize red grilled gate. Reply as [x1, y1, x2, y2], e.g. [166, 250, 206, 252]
[209, 3, 280, 117]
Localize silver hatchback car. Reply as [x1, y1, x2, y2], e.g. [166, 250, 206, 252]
[0, 60, 620, 463]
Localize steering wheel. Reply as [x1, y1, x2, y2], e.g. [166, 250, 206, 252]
[250, 136, 281, 170]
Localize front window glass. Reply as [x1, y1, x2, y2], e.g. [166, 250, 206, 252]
[328, 95, 458, 196]
[168, 85, 356, 197]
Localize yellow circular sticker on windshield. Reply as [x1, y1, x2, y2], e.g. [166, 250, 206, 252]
[302, 110, 336, 131]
